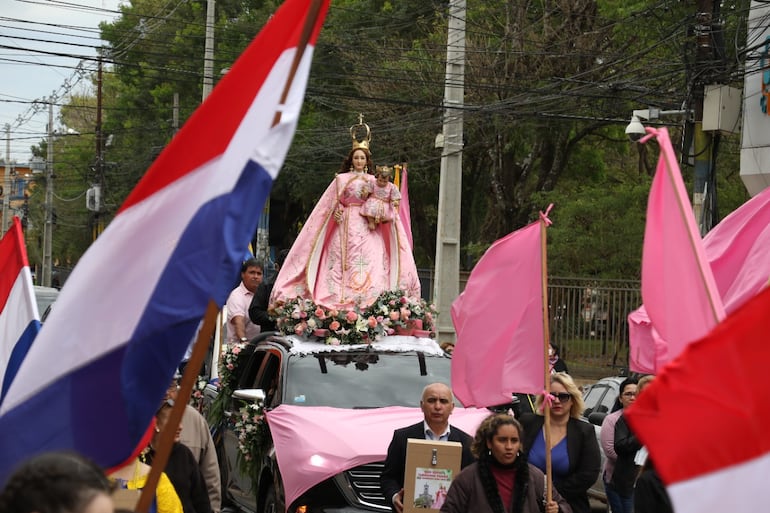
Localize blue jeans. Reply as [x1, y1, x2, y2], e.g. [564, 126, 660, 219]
[604, 479, 633, 513]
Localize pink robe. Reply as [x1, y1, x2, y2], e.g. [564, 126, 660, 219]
[271, 171, 420, 310]
[361, 181, 401, 224]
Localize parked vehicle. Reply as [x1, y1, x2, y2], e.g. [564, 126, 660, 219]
[33, 285, 59, 322]
[204, 333, 457, 513]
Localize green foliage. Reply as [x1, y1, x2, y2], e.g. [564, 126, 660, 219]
[25, 0, 755, 283]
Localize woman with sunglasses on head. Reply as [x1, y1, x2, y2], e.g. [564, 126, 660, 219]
[519, 373, 601, 513]
[440, 413, 570, 513]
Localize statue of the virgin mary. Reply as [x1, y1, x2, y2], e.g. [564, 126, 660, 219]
[270, 116, 420, 311]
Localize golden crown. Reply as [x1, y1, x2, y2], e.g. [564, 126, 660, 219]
[350, 113, 371, 151]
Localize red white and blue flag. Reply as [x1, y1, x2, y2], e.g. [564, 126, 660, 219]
[0, 0, 329, 483]
[0, 217, 41, 405]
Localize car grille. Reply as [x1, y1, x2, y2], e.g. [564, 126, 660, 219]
[344, 462, 390, 511]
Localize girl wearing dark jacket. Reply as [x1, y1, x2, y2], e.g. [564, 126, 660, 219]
[440, 413, 571, 513]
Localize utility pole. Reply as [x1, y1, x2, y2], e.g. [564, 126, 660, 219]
[692, 0, 716, 235]
[93, 56, 105, 241]
[2, 124, 10, 235]
[202, 0, 216, 100]
[42, 100, 54, 287]
[433, 0, 466, 343]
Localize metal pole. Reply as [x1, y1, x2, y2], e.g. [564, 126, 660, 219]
[433, 0, 466, 343]
[201, 0, 216, 101]
[43, 101, 54, 288]
[692, 0, 715, 235]
[2, 123, 10, 234]
[94, 57, 104, 240]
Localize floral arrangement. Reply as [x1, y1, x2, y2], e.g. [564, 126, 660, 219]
[207, 341, 248, 426]
[269, 289, 438, 345]
[188, 375, 210, 413]
[233, 401, 270, 484]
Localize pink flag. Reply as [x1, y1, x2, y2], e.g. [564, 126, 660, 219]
[266, 405, 489, 509]
[399, 164, 413, 249]
[629, 184, 770, 373]
[625, 285, 770, 513]
[451, 219, 547, 407]
[636, 127, 725, 371]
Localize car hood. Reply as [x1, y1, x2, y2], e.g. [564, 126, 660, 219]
[266, 404, 489, 508]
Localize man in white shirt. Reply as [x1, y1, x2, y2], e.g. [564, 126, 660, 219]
[225, 258, 263, 345]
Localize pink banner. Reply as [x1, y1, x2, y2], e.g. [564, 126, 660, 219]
[451, 220, 546, 406]
[633, 127, 725, 372]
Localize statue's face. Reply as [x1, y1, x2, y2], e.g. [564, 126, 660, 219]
[352, 149, 367, 172]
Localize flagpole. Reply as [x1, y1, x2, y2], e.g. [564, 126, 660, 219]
[135, 299, 220, 513]
[540, 206, 553, 505]
[272, 0, 324, 128]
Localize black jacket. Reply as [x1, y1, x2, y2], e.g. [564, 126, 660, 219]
[612, 414, 642, 496]
[519, 413, 600, 513]
[380, 421, 475, 511]
[248, 281, 275, 332]
[144, 442, 212, 513]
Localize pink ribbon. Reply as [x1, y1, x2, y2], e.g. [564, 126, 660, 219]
[537, 389, 554, 413]
[638, 126, 659, 144]
[539, 203, 554, 226]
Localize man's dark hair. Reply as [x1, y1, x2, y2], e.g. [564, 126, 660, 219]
[0, 451, 113, 513]
[241, 258, 262, 274]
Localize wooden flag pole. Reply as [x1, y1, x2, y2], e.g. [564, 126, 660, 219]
[539, 206, 553, 506]
[135, 299, 220, 513]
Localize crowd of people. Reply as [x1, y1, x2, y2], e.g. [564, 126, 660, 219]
[0, 117, 667, 513]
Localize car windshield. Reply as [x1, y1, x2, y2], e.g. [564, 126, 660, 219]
[582, 382, 617, 416]
[284, 351, 452, 408]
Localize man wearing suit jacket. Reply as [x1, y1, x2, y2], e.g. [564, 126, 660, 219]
[380, 383, 475, 513]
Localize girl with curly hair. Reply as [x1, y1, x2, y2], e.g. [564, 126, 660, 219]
[440, 413, 570, 513]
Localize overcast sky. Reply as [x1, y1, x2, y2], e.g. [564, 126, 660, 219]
[1, 0, 122, 163]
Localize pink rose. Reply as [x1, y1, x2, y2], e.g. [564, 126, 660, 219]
[227, 363, 234, 371]
[329, 320, 341, 331]
[232, 345, 241, 354]
[399, 296, 408, 304]
[300, 311, 308, 319]
[329, 309, 339, 317]
[345, 310, 358, 322]
[389, 300, 396, 306]
[315, 307, 326, 319]
[294, 322, 307, 336]
[400, 307, 411, 320]
[376, 315, 384, 322]
[387, 328, 395, 335]
[367, 316, 377, 328]
[389, 311, 400, 321]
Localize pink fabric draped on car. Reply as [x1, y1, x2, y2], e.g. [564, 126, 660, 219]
[271, 171, 420, 310]
[265, 405, 489, 510]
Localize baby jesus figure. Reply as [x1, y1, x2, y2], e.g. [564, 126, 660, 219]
[360, 165, 401, 230]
